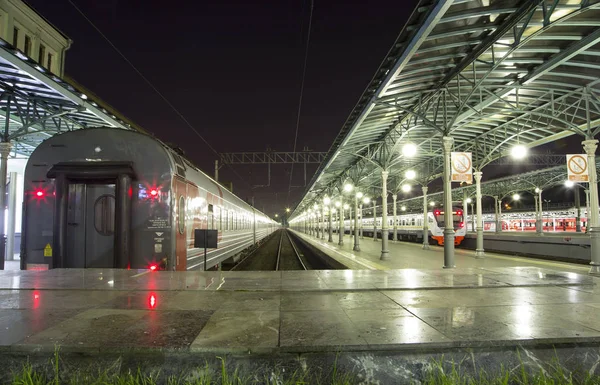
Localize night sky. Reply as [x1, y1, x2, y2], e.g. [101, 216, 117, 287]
[25, 0, 420, 216]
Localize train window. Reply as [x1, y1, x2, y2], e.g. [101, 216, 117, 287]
[208, 204, 214, 229]
[178, 196, 185, 234]
[94, 195, 115, 236]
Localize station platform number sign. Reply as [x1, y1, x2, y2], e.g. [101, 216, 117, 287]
[451, 152, 472, 183]
[567, 154, 589, 182]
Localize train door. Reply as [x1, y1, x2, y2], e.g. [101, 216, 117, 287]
[65, 183, 116, 268]
[174, 177, 187, 271]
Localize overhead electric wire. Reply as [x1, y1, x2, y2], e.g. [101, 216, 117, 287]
[287, 0, 314, 204]
[67, 0, 251, 189]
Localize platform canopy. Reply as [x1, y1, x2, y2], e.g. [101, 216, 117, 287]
[291, 0, 600, 217]
[0, 39, 138, 157]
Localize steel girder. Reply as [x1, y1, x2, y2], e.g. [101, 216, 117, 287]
[219, 151, 327, 164]
[291, 0, 600, 221]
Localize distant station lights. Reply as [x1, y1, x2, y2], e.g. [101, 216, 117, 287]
[404, 170, 416, 180]
[466, 198, 472, 203]
[401, 184, 412, 193]
[401, 205, 407, 211]
[344, 183, 353, 192]
[565, 180, 575, 188]
[356, 192, 363, 199]
[363, 197, 371, 204]
[323, 196, 331, 205]
[512, 193, 520, 201]
[430, 201, 435, 206]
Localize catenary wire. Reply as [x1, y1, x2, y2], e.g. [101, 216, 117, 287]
[67, 0, 251, 188]
[287, 0, 315, 204]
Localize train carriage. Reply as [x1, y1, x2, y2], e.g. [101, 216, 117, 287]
[20, 127, 277, 271]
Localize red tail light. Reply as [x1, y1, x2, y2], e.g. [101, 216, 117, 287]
[149, 188, 158, 197]
[459, 222, 464, 228]
[149, 264, 158, 271]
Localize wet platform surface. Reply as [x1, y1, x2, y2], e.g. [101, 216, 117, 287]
[293, 230, 592, 273]
[0, 265, 599, 354]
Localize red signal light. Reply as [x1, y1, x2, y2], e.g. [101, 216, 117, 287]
[34, 189, 45, 198]
[149, 189, 158, 197]
[149, 264, 158, 271]
[148, 293, 157, 309]
[434, 210, 440, 215]
[457, 210, 462, 215]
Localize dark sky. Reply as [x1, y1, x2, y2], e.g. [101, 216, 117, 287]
[26, 0, 420, 216]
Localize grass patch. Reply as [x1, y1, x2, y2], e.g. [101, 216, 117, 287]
[6, 348, 600, 384]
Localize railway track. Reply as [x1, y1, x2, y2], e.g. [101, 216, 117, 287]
[231, 229, 345, 271]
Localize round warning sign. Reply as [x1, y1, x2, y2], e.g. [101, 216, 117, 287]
[568, 155, 587, 174]
[567, 154, 589, 182]
[452, 153, 472, 174]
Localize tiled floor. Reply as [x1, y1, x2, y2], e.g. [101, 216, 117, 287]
[0, 266, 599, 353]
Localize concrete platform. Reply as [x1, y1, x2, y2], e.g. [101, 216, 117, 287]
[294, 230, 592, 273]
[0, 265, 598, 354]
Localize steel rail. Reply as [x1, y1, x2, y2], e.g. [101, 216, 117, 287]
[285, 230, 308, 270]
[275, 230, 284, 271]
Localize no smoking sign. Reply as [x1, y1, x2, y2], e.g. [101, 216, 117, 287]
[567, 154, 589, 182]
[451, 152, 472, 183]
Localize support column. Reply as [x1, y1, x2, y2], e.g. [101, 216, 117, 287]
[474, 171, 485, 258]
[338, 199, 344, 246]
[392, 194, 398, 242]
[321, 208, 326, 240]
[6, 172, 16, 262]
[494, 196, 500, 233]
[442, 136, 455, 268]
[462, 190, 468, 230]
[380, 170, 390, 260]
[537, 190, 543, 234]
[316, 211, 320, 238]
[586, 189, 591, 233]
[359, 204, 364, 238]
[498, 199, 503, 232]
[353, 194, 360, 251]
[584, 139, 600, 274]
[0, 142, 10, 270]
[328, 205, 333, 242]
[576, 185, 582, 233]
[372, 201, 377, 241]
[422, 186, 430, 250]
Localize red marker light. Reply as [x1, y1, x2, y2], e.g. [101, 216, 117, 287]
[149, 264, 157, 271]
[148, 294, 157, 309]
[149, 189, 158, 197]
[459, 222, 465, 228]
[35, 189, 45, 198]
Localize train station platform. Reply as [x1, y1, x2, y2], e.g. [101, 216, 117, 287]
[1, 263, 600, 381]
[292, 230, 592, 274]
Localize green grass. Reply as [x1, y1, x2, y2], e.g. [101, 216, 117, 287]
[6, 349, 600, 385]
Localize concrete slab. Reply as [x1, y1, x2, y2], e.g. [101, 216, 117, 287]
[0, 265, 598, 356]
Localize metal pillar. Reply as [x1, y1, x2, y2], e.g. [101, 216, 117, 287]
[372, 201, 377, 241]
[494, 196, 500, 233]
[0, 142, 10, 270]
[583, 139, 600, 274]
[474, 171, 485, 258]
[214, 160, 219, 182]
[359, 204, 363, 238]
[392, 194, 397, 242]
[470, 203, 475, 232]
[321, 208, 326, 240]
[536, 190, 543, 234]
[115, 174, 132, 269]
[338, 199, 344, 246]
[462, 190, 468, 230]
[380, 170, 389, 260]
[316, 211, 320, 238]
[422, 186, 430, 250]
[586, 189, 591, 233]
[442, 136, 455, 268]
[576, 186, 582, 233]
[353, 194, 360, 251]
[328, 206, 333, 242]
[6, 172, 16, 262]
[498, 199, 502, 232]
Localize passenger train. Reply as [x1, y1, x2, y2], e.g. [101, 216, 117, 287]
[468, 208, 589, 232]
[21, 127, 278, 271]
[304, 206, 467, 246]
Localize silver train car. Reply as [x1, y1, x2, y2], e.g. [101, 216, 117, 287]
[20, 127, 277, 271]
